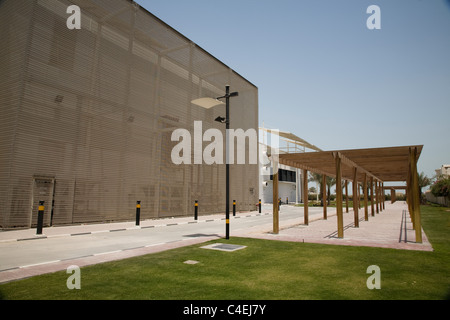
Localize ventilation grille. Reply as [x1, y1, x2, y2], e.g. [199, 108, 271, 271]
[0, 0, 258, 228]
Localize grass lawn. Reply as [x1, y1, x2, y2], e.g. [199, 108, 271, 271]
[0, 205, 449, 300]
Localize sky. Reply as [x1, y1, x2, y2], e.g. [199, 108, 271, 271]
[138, 0, 450, 183]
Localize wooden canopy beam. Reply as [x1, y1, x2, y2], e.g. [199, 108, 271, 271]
[353, 167, 359, 227]
[363, 173, 369, 221]
[345, 180, 349, 213]
[409, 147, 422, 243]
[322, 174, 327, 220]
[335, 153, 344, 238]
[370, 177, 375, 217]
[376, 181, 380, 214]
[303, 169, 309, 225]
[385, 186, 407, 190]
[279, 158, 332, 178]
[273, 163, 279, 234]
[337, 152, 382, 183]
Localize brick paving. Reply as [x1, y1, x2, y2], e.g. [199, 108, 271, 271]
[237, 201, 433, 252]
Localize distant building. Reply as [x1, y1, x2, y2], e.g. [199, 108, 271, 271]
[259, 127, 321, 204]
[435, 165, 450, 178]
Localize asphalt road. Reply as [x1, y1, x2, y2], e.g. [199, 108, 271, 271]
[0, 205, 330, 272]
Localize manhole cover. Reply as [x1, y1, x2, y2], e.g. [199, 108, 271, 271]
[183, 233, 219, 238]
[201, 243, 247, 252]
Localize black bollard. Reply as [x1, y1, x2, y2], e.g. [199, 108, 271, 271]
[136, 201, 141, 226]
[195, 200, 198, 220]
[233, 200, 236, 217]
[36, 201, 45, 235]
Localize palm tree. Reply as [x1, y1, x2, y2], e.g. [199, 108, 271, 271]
[325, 177, 336, 205]
[308, 172, 323, 204]
[308, 172, 336, 205]
[418, 172, 431, 204]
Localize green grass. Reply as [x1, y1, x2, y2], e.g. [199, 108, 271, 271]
[1, 205, 449, 300]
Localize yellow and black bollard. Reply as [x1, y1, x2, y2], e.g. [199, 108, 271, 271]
[194, 200, 198, 220]
[233, 200, 236, 217]
[259, 199, 262, 213]
[136, 201, 141, 226]
[36, 201, 45, 235]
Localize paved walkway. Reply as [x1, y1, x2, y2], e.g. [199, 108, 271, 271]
[0, 202, 432, 284]
[238, 201, 433, 252]
[0, 213, 230, 284]
[0, 213, 231, 243]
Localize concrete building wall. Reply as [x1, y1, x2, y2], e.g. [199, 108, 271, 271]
[260, 163, 302, 204]
[0, 0, 258, 228]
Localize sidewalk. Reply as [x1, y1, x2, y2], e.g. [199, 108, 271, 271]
[0, 212, 244, 243]
[238, 201, 433, 252]
[0, 212, 238, 284]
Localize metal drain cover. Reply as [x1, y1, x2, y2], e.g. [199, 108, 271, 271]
[201, 243, 247, 252]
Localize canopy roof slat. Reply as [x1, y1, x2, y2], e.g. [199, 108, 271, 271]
[260, 128, 323, 152]
[278, 145, 423, 183]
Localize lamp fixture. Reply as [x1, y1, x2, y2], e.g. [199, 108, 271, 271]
[214, 116, 227, 124]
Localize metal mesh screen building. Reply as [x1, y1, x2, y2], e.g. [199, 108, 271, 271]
[0, 0, 259, 228]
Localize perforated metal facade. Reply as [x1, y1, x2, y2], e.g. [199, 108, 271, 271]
[0, 0, 259, 228]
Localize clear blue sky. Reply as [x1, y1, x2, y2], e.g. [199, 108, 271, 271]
[139, 0, 450, 183]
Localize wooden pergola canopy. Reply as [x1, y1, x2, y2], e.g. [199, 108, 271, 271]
[279, 145, 423, 183]
[273, 145, 424, 243]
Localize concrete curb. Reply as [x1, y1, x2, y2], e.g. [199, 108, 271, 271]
[0, 236, 220, 284]
[0, 211, 270, 244]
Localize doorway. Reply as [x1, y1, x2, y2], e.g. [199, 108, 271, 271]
[31, 177, 55, 228]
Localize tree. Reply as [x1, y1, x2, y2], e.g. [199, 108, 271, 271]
[431, 177, 450, 199]
[309, 172, 323, 203]
[418, 172, 431, 193]
[325, 177, 336, 205]
[418, 172, 431, 204]
[308, 172, 336, 205]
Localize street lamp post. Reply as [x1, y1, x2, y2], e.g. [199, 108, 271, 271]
[191, 85, 239, 240]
